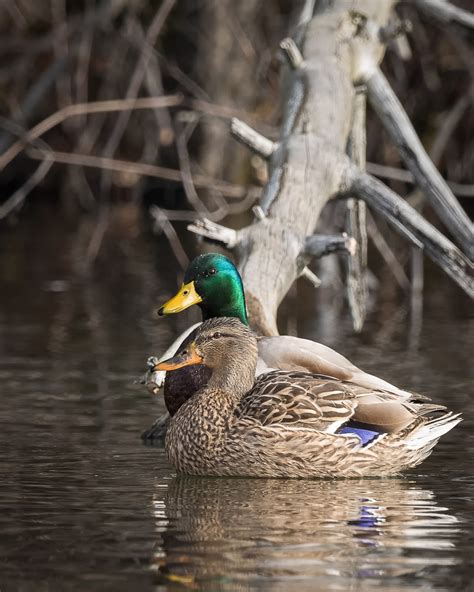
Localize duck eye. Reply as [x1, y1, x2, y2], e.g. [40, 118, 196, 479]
[208, 268, 216, 275]
[212, 332, 222, 339]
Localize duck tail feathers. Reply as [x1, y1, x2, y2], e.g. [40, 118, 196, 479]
[406, 412, 462, 451]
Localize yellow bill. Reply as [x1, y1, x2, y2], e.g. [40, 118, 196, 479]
[157, 281, 202, 316]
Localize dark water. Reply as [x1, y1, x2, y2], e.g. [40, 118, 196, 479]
[0, 211, 473, 591]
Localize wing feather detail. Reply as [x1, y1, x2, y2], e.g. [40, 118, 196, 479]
[235, 371, 358, 433]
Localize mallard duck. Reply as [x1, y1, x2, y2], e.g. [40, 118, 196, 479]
[142, 253, 411, 440]
[154, 317, 461, 478]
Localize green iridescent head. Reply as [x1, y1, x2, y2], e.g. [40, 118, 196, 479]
[157, 253, 249, 325]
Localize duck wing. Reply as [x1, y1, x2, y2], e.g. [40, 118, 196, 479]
[235, 371, 359, 433]
[257, 336, 412, 399]
[236, 371, 427, 436]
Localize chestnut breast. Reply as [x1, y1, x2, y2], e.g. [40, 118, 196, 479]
[163, 329, 212, 416]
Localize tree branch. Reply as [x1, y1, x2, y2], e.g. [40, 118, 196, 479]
[187, 218, 240, 248]
[230, 118, 277, 158]
[0, 95, 183, 172]
[348, 170, 473, 298]
[188, 1, 398, 336]
[414, 0, 474, 29]
[366, 162, 474, 196]
[304, 234, 356, 258]
[26, 147, 248, 198]
[280, 38, 304, 69]
[366, 67, 472, 257]
[345, 88, 368, 332]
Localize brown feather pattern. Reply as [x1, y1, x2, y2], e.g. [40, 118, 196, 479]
[163, 319, 461, 478]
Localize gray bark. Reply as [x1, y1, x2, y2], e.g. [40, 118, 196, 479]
[189, 0, 473, 335]
[366, 67, 473, 257]
[345, 89, 368, 332]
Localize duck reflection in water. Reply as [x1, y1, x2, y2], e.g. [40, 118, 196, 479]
[150, 476, 460, 591]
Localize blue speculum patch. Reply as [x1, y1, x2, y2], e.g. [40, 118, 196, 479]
[338, 423, 381, 446]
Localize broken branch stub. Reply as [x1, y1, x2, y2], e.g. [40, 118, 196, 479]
[280, 38, 304, 70]
[305, 234, 357, 259]
[187, 218, 240, 249]
[230, 118, 277, 159]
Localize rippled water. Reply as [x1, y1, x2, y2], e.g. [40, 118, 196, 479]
[0, 212, 473, 591]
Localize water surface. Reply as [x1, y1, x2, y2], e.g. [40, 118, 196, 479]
[0, 212, 472, 591]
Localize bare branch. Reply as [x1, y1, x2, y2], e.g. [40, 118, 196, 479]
[379, 19, 412, 43]
[187, 218, 240, 249]
[0, 158, 53, 220]
[150, 207, 189, 270]
[26, 147, 248, 198]
[300, 267, 322, 288]
[366, 67, 472, 256]
[366, 162, 474, 197]
[414, 0, 474, 29]
[430, 95, 470, 167]
[98, 0, 177, 190]
[0, 56, 68, 154]
[230, 118, 277, 159]
[349, 170, 473, 298]
[252, 205, 266, 220]
[366, 211, 411, 290]
[175, 121, 210, 214]
[305, 234, 357, 258]
[345, 89, 368, 332]
[0, 95, 183, 171]
[280, 38, 304, 69]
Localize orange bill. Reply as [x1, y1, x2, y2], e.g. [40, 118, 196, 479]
[154, 343, 203, 371]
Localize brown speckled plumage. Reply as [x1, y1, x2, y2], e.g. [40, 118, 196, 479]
[162, 318, 461, 478]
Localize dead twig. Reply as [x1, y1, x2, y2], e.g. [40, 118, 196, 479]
[150, 206, 189, 270]
[0, 158, 53, 220]
[99, 0, 177, 191]
[26, 147, 250, 199]
[0, 95, 183, 172]
[366, 211, 411, 290]
[366, 162, 474, 197]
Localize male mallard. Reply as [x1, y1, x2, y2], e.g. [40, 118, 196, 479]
[154, 318, 460, 478]
[142, 253, 412, 440]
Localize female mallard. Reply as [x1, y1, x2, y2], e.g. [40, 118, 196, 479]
[154, 318, 461, 478]
[142, 253, 411, 440]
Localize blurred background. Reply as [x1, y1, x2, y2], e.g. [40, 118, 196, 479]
[0, 0, 472, 300]
[0, 1, 473, 590]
